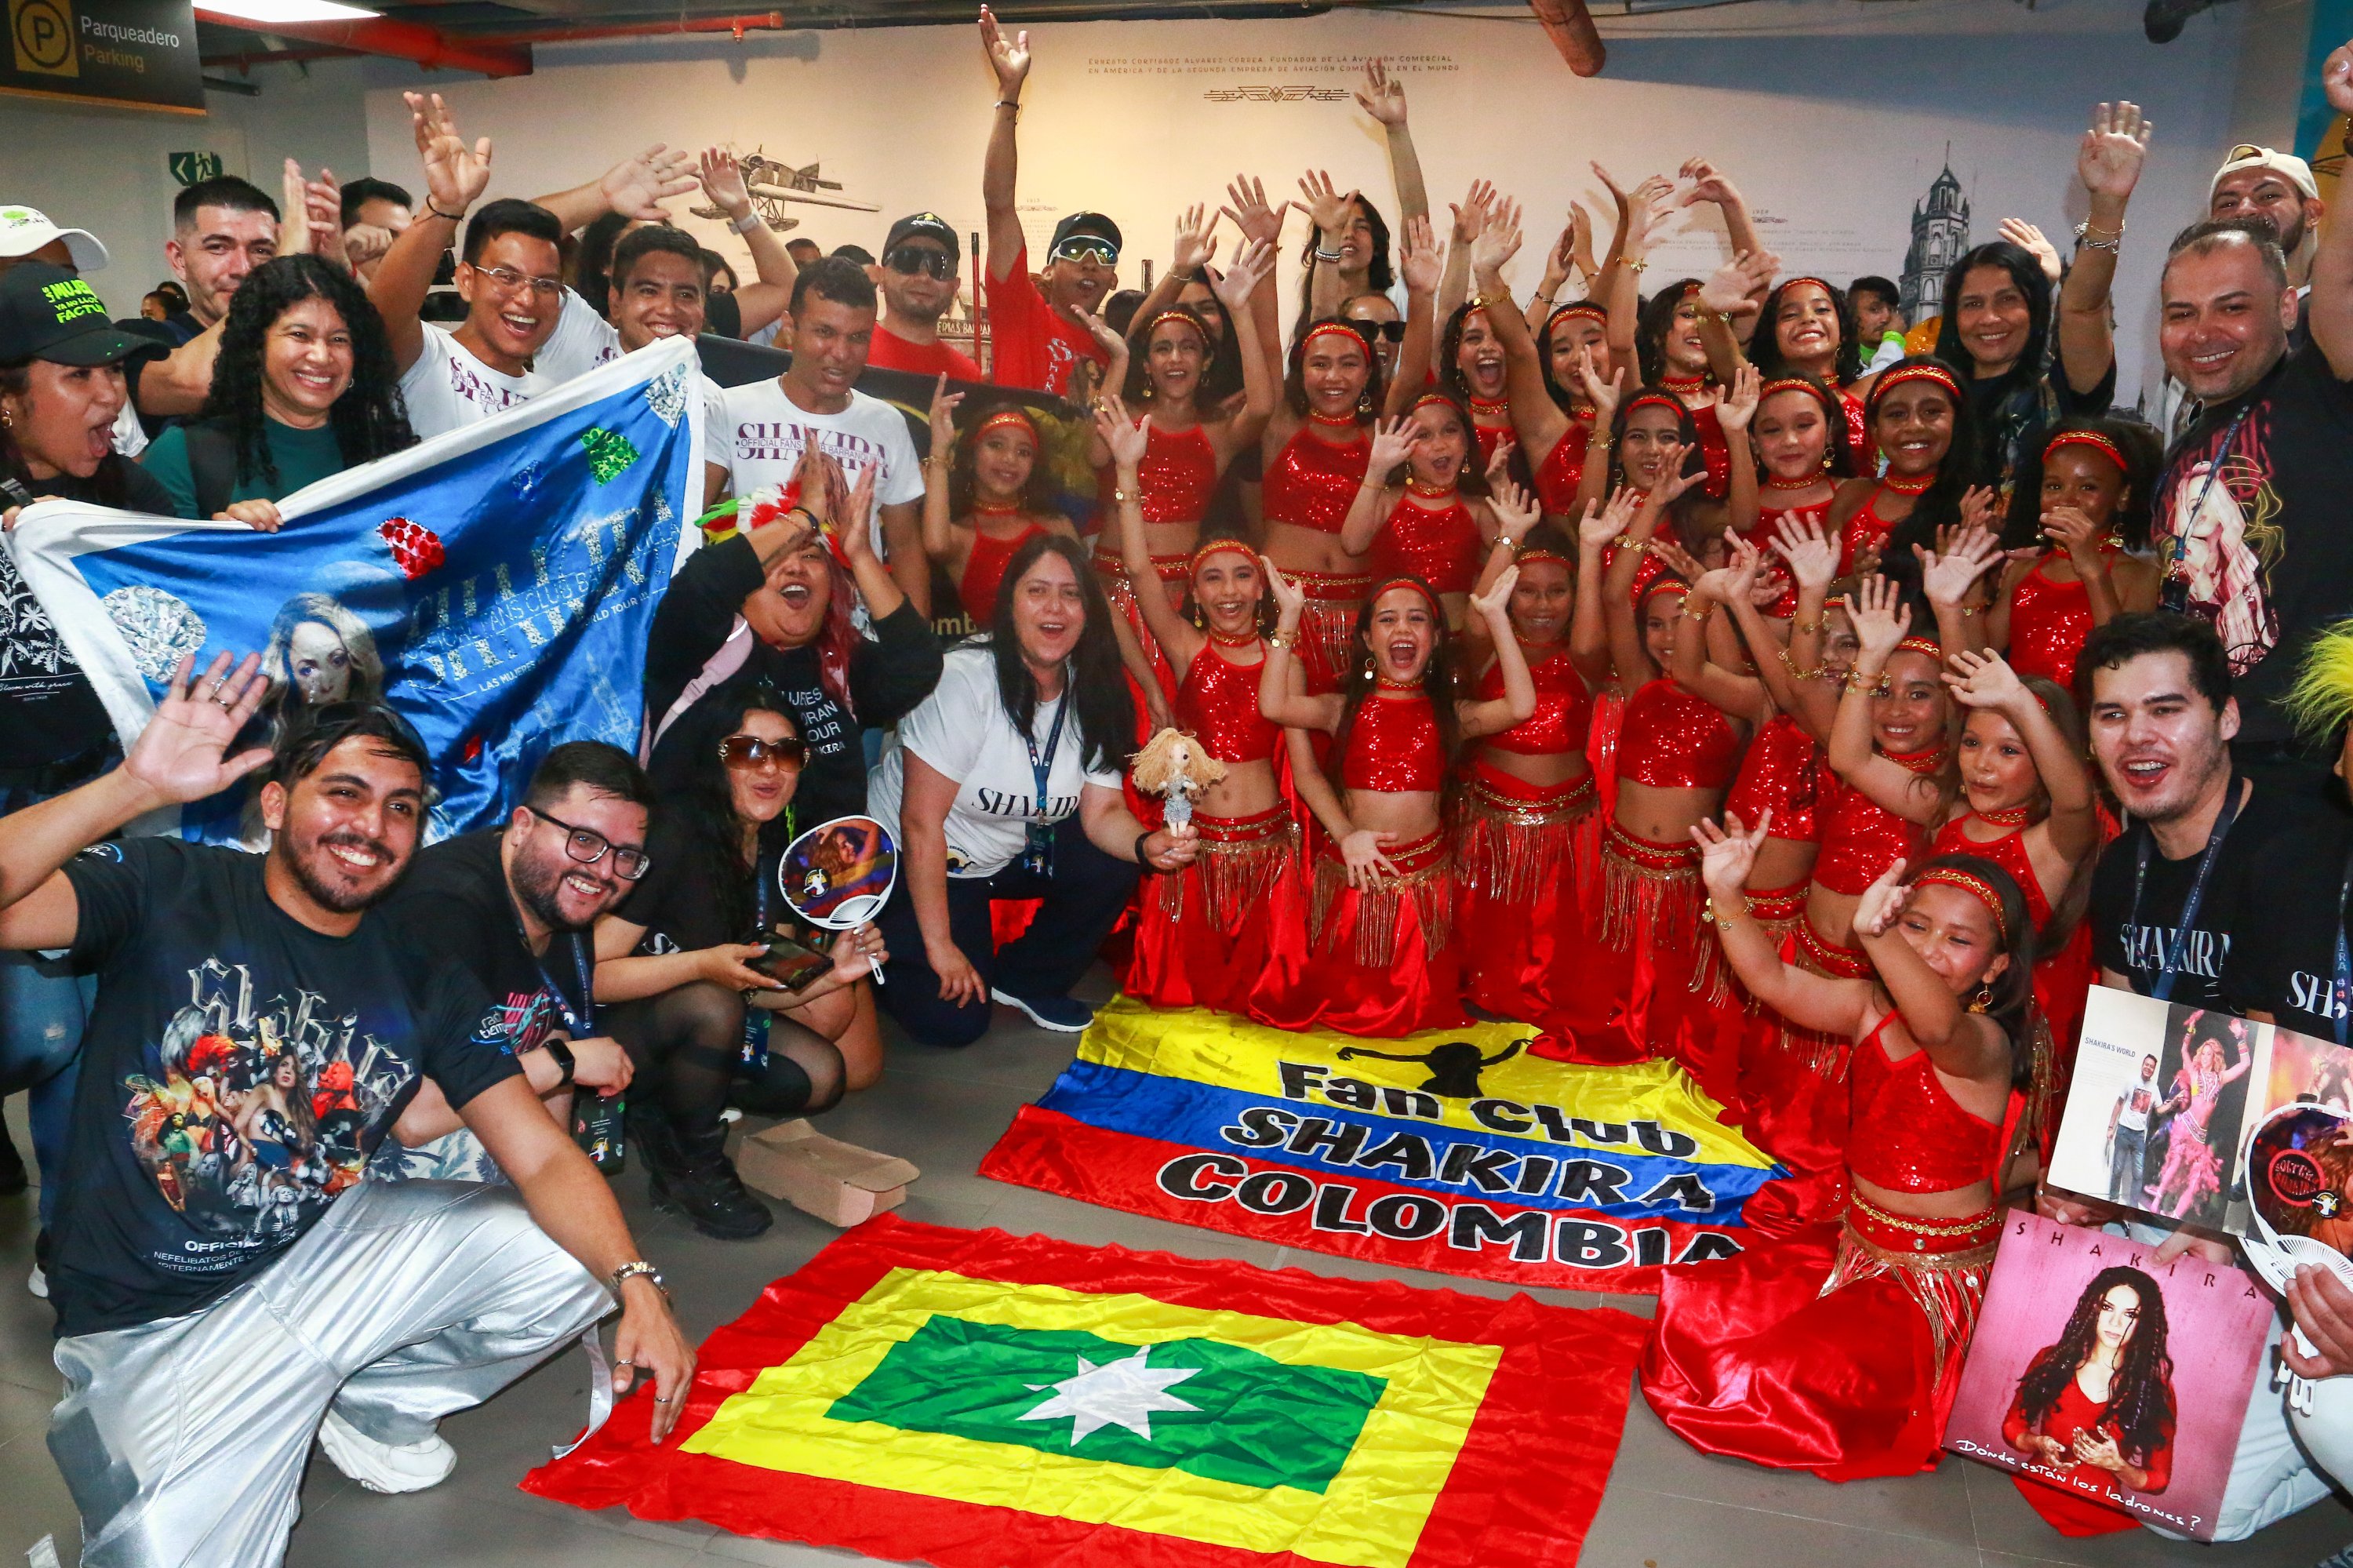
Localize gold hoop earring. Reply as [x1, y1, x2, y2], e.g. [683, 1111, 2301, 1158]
[1967, 984, 1992, 1014]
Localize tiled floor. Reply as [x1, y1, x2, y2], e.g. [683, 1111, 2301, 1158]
[3, 964, 2348, 1566]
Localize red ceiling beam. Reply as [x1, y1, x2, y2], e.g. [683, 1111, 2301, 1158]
[193, 8, 534, 77]
[463, 13, 788, 46]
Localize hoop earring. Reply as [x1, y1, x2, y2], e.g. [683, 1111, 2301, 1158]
[1967, 984, 1992, 1014]
[1358, 388, 1374, 414]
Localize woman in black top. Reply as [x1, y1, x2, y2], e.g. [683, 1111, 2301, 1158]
[593, 688, 885, 1239]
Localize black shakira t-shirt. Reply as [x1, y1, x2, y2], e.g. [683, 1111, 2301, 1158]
[382, 828, 592, 1052]
[2089, 781, 2307, 1012]
[51, 839, 519, 1338]
[2155, 341, 2353, 748]
[2224, 811, 2353, 1039]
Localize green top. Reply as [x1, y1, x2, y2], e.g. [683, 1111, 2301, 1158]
[140, 416, 347, 518]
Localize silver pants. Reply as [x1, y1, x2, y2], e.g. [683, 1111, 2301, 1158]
[48, 1181, 612, 1568]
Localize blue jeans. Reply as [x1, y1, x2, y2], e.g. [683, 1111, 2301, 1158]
[2108, 1123, 2147, 1206]
[2, 779, 99, 1230]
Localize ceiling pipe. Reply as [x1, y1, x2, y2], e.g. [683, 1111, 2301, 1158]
[1526, 0, 1605, 76]
[463, 13, 790, 46]
[202, 45, 362, 71]
[192, 8, 534, 77]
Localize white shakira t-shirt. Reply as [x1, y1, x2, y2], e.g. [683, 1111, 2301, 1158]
[867, 643, 1122, 879]
[397, 287, 620, 439]
[715, 380, 924, 555]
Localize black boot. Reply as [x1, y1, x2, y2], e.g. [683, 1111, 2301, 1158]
[0, 1114, 24, 1198]
[646, 1116, 771, 1240]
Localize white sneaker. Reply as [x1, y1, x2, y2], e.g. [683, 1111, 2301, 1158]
[27, 1262, 45, 1299]
[316, 1408, 457, 1493]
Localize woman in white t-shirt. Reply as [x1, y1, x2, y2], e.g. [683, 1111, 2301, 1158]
[869, 534, 1197, 1042]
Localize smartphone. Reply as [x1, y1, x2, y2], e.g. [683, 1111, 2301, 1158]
[750, 932, 830, 991]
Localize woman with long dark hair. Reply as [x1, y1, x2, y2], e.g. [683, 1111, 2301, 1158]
[591, 689, 884, 1239]
[2003, 1266, 2177, 1530]
[1933, 101, 2147, 490]
[1249, 562, 1533, 1037]
[1646, 842, 2035, 1479]
[1988, 420, 2162, 687]
[871, 533, 1197, 1043]
[141, 254, 414, 524]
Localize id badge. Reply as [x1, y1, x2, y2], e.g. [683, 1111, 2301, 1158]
[1021, 820, 1056, 879]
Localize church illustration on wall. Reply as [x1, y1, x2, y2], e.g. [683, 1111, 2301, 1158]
[1900, 157, 1971, 323]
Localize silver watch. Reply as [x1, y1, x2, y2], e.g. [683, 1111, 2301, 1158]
[610, 1260, 666, 1298]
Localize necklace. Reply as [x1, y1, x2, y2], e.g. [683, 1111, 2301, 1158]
[1763, 475, 1822, 493]
[1977, 804, 2031, 827]
[1376, 673, 1422, 691]
[1406, 478, 1456, 500]
[1207, 626, 1261, 648]
[1470, 395, 1511, 417]
[1660, 372, 1707, 394]
[1307, 408, 1362, 431]
[971, 498, 1025, 517]
[1881, 471, 1933, 496]
[1888, 744, 1949, 776]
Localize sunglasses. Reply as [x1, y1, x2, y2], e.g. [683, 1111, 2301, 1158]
[719, 734, 809, 773]
[1049, 237, 1118, 267]
[526, 806, 651, 880]
[1352, 319, 1406, 344]
[886, 246, 956, 281]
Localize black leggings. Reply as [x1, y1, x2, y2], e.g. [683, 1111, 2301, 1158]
[608, 981, 846, 1130]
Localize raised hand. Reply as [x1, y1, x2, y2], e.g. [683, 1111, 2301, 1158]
[1469, 564, 1521, 624]
[2329, 39, 2353, 115]
[1843, 574, 1911, 660]
[1398, 214, 1442, 297]
[2078, 100, 2151, 203]
[1677, 157, 1744, 212]
[1698, 251, 1770, 316]
[1367, 415, 1420, 472]
[1720, 534, 1763, 602]
[1769, 512, 1838, 591]
[1295, 169, 1357, 240]
[1852, 858, 1911, 938]
[1213, 236, 1275, 311]
[1489, 477, 1540, 544]
[1579, 355, 1625, 424]
[1716, 361, 1762, 434]
[125, 653, 273, 807]
[406, 91, 492, 214]
[1957, 484, 2002, 536]
[1997, 217, 2063, 284]
[1914, 526, 2000, 609]
[1354, 57, 1409, 127]
[1170, 202, 1217, 278]
[1943, 647, 2029, 711]
[601, 144, 698, 222]
[1261, 555, 1307, 622]
[1692, 809, 1771, 899]
[697, 147, 755, 221]
[1483, 435, 1518, 494]
[1579, 486, 1640, 551]
[1449, 177, 1498, 246]
[1094, 397, 1149, 470]
[926, 374, 965, 448]
[836, 461, 880, 568]
[978, 6, 1031, 96]
[1222, 174, 1284, 249]
[1469, 197, 1522, 278]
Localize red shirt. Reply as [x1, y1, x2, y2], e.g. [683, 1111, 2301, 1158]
[867, 323, 982, 382]
[984, 244, 1106, 396]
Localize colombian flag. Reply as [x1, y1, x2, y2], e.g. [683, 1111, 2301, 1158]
[524, 1215, 1649, 1566]
[981, 999, 1785, 1294]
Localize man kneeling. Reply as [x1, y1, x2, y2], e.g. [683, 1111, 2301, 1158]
[0, 657, 692, 1568]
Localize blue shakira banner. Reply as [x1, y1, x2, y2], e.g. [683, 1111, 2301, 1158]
[10, 340, 702, 842]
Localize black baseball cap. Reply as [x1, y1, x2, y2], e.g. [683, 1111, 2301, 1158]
[883, 213, 959, 260]
[1049, 212, 1122, 258]
[0, 261, 154, 366]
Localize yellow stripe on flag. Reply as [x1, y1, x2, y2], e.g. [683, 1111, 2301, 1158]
[1082, 995, 1776, 1170]
[683, 1266, 1504, 1568]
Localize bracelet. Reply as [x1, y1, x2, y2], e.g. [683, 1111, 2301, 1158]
[1267, 630, 1293, 651]
[1776, 646, 1821, 681]
[1707, 898, 1745, 930]
[1314, 246, 1344, 264]
[610, 1260, 667, 1301]
[1111, 486, 1133, 504]
[1133, 830, 1159, 873]
[424, 199, 466, 224]
[1683, 602, 1715, 624]
[996, 98, 1021, 110]
[1958, 603, 1978, 620]
[727, 210, 762, 236]
[1625, 256, 1649, 273]
[1587, 431, 1613, 449]
[1794, 618, 1822, 635]
[1844, 670, 1889, 697]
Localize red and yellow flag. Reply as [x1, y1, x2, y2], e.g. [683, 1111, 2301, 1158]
[525, 1214, 1649, 1566]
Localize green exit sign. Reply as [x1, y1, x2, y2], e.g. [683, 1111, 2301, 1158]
[169, 150, 221, 185]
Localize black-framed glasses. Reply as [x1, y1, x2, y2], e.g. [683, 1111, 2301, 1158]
[885, 246, 955, 281]
[470, 263, 563, 300]
[1049, 237, 1117, 267]
[1355, 318, 1406, 343]
[526, 806, 651, 880]
[718, 734, 808, 773]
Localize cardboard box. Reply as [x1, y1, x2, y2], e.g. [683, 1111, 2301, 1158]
[726, 1119, 918, 1227]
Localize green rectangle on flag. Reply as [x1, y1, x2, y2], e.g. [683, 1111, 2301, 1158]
[826, 1315, 1386, 1493]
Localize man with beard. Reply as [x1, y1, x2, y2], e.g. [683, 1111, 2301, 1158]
[866, 213, 982, 381]
[0, 670, 692, 1560]
[976, 8, 1118, 397]
[2209, 146, 2322, 299]
[372, 744, 649, 1182]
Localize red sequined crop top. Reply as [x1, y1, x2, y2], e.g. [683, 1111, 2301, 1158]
[2005, 550, 2115, 689]
[1173, 644, 1280, 766]
[1120, 420, 1222, 526]
[1340, 691, 1444, 791]
[1931, 817, 2053, 926]
[1369, 494, 1483, 595]
[1533, 426, 1590, 518]
[1616, 678, 1737, 789]
[1480, 643, 1593, 756]
[1725, 712, 1826, 842]
[1813, 772, 1933, 895]
[1849, 1013, 2004, 1194]
[958, 522, 1045, 624]
[1263, 427, 1371, 535]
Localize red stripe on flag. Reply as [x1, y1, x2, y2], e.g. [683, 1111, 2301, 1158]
[522, 1214, 1649, 1567]
[980, 1104, 1734, 1294]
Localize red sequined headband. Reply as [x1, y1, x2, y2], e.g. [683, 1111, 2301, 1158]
[1911, 866, 2010, 943]
[1143, 309, 1206, 344]
[1409, 390, 1460, 417]
[1514, 548, 1572, 570]
[1547, 303, 1608, 332]
[1366, 576, 1442, 616]
[1777, 275, 1836, 300]
[1636, 573, 1690, 608]
[1870, 362, 1963, 407]
[1189, 537, 1256, 575]
[2043, 429, 2127, 472]
[1894, 635, 1944, 661]
[1623, 391, 1689, 424]
[1758, 376, 1825, 404]
[1303, 321, 1369, 357]
[975, 408, 1038, 442]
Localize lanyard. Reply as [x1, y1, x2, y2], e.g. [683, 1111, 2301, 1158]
[2158, 404, 2253, 613]
[1027, 682, 1068, 819]
[532, 929, 596, 1038]
[2333, 851, 2353, 1047]
[2129, 772, 2239, 1002]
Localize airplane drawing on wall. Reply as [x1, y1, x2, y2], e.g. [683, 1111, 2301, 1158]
[689, 152, 881, 233]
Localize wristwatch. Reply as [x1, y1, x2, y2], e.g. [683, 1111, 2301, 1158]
[544, 1038, 577, 1089]
[611, 1260, 667, 1299]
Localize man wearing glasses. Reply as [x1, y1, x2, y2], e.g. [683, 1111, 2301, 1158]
[978, 8, 1119, 397]
[373, 743, 654, 1184]
[866, 213, 983, 381]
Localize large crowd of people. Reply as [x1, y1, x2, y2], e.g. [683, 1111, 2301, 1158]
[6, 9, 2353, 1564]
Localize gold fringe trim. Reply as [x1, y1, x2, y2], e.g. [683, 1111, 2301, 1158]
[1769, 916, 1866, 1072]
[1454, 769, 1598, 905]
[1598, 823, 1729, 1006]
[1159, 807, 1295, 931]
[1295, 571, 1376, 682]
[1311, 831, 1449, 966]
[1824, 1200, 1998, 1369]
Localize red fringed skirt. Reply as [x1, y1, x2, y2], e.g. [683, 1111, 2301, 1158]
[1642, 1195, 1999, 1481]
[1125, 805, 1303, 1013]
[1453, 761, 1598, 1024]
[1244, 828, 1466, 1039]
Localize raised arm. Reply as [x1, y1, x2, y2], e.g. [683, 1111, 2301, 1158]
[531, 144, 695, 235]
[697, 148, 797, 337]
[1457, 569, 1537, 737]
[1525, 206, 1591, 336]
[1697, 811, 1873, 1033]
[1595, 485, 1662, 687]
[1680, 158, 1763, 272]
[2057, 101, 2149, 395]
[1828, 577, 1943, 823]
[1354, 59, 1429, 227]
[1221, 176, 1290, 396]
[1716, 361, 1760, 529]
[1258, 560, 1344, 731]
[1667, 547, 1769, 719]
[1693, 254, 1769, 391]
[1916, 513, 2003, 657]
[1339, 418, 1417, 556]
[1475, 244, 1572, 460]
[1460, 478, 1540, 671]
[979, 7, 1031, 285]
[2310, 42, 2353, 377]
[1754, 513, 1844, 739]
[921, 377, 963, 562]
[1100, 400, 1205, 668]
[1384, 215, 1442, 414]
[1605, 176, 1671, 370]
[1298, 170, 1356, 325]
[1212, 238, 1280, 455]
[807, 452, 908, 622]
[1853, 864, 2013, 1077]
[1945, 649, 2100, 864]
[370, 91, 492, 373]
[1437, 180, 1493, 325]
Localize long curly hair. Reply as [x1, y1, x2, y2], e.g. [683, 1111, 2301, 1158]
[664, 686, 805, 941]
[200, 255, 413, 491]
[1325, 577, 1464, 793]
[1634, 278, 1707, 385]
[945, 403, 1060, 518]
[2016, 1265, 2176, 1472]
[987, 533, 1135, 773]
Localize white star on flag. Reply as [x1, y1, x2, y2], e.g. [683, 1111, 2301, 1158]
[1016, 1345, 1202, 1444]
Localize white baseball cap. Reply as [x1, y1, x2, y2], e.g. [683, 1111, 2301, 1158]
[0, 206, 107, 271]
[2210, 145, 2320, 202]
